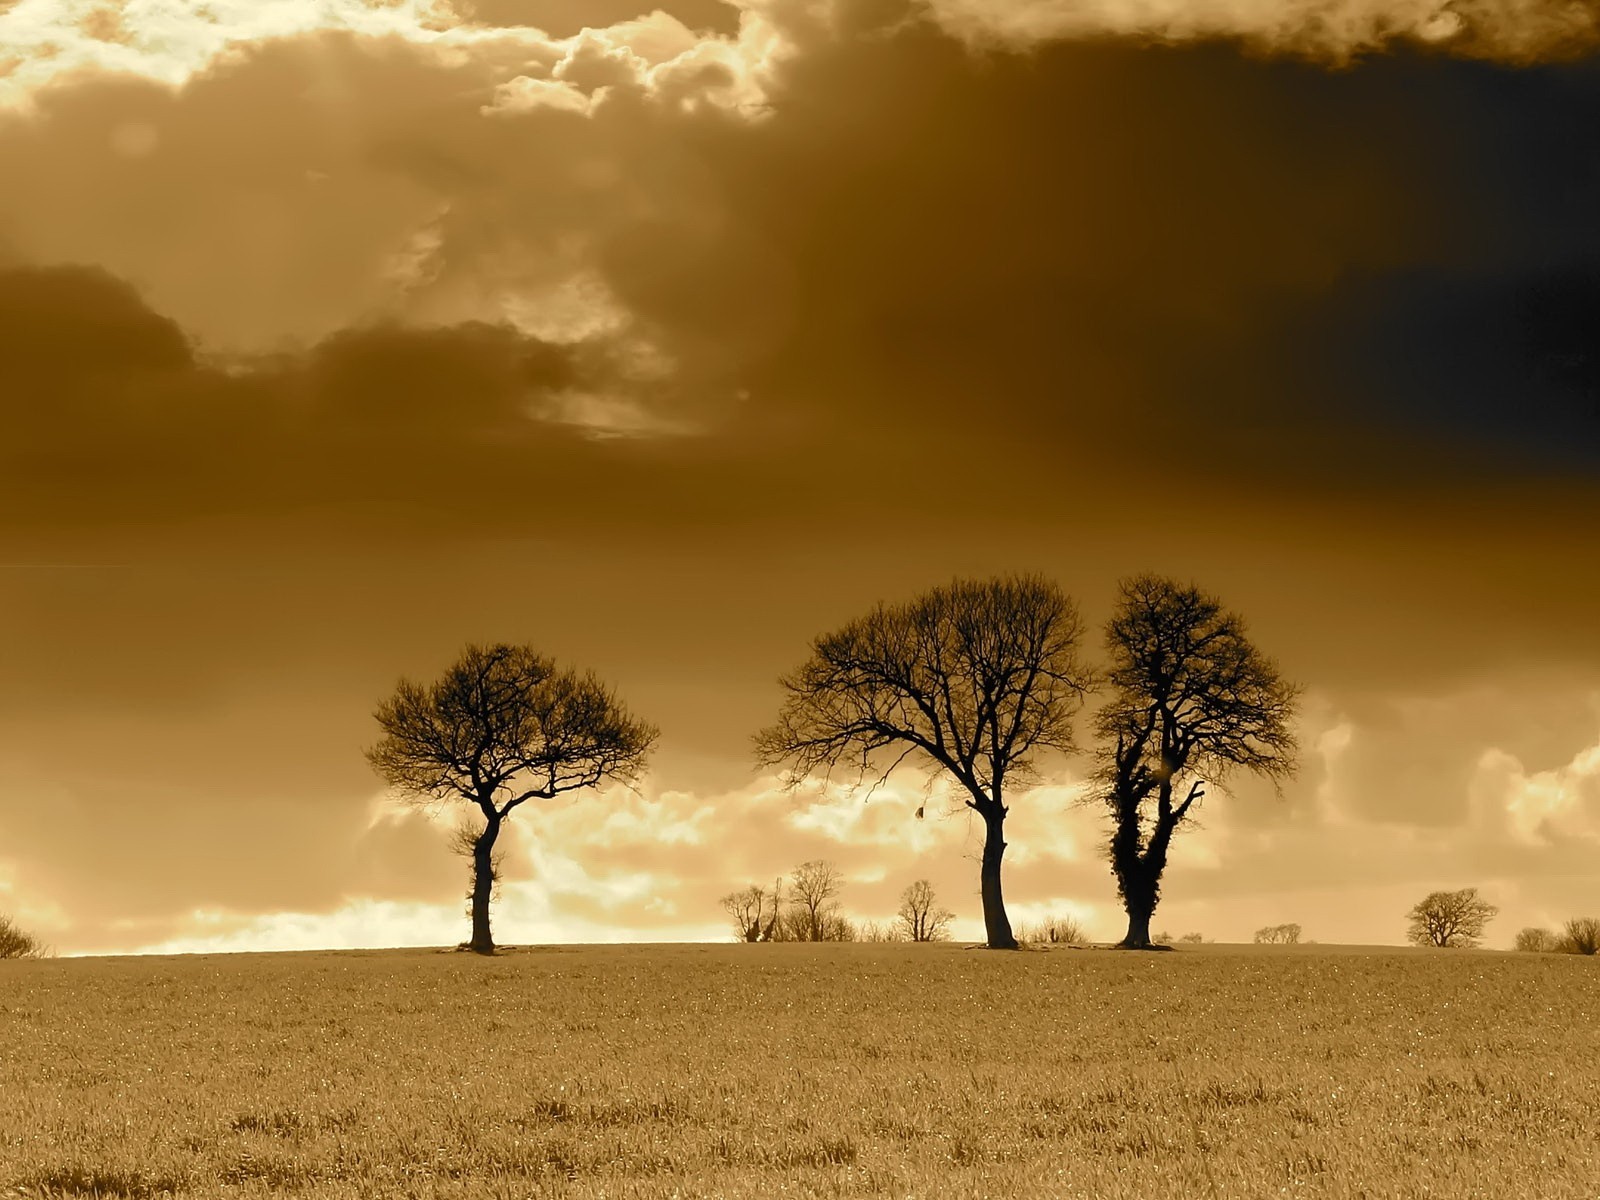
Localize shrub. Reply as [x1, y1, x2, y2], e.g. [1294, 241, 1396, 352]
[1016, 914, 1089, 946]
[1178, 932, 1206, 944]
[0, 914, 47, 960]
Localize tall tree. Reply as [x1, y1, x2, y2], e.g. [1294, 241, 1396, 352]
[1406, 888, 1498, 948]
[367, 643, 656, 954]
[756, 576, 1092, 949]
[1097, 576, 1299, 949]
[898, 879, 955, 943]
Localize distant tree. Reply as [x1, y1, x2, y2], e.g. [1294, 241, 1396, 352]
[1254, 923, 1302, 945]
[722, 885, 776, 942]
[756, 576, 1093, 949]
[1178, 931, 1206, 944]
[1153, 930, 1175, 946]
[0, 914, 47, 960]
[1405, 888, 1498, 948]
[367, 643, 656, 955]
[897, 880, 954, 943]
[786, 860, 844, 942]
[1562, 917, 1600, 956]
[1514, 926, 1559, 953]
[1016, 913, 1089, 946]
[1096, 576, 1300, 949]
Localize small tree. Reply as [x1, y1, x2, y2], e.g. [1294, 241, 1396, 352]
[0, 914, 47, 960]
[786, 860, 844, 942]
[1406, 888, 1498, 948]
[1515, 926, 1559, 953]
[1562, 917, 1600, 956]
[757, 575, 1093, 949]
[897, 879, 954, 942]
[1097, 576, 1300, 949]
[1254, 923, 1302, 945]
[367, 643, 656, 954]
[722, 885, 777, 942]
[1177, 931, 1206, 944]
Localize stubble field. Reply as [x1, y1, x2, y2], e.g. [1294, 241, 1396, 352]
[1, 943, 1596, 1199]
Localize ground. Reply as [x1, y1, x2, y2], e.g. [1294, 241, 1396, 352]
[1, 942, 1596, 1198]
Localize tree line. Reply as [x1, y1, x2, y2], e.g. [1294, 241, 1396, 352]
[720, 862, 954, 943]
[362, 572, 1300, 954]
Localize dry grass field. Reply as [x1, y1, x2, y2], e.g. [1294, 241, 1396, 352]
[2, 943, 1596, 1199]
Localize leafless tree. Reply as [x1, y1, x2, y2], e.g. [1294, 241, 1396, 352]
[1254, 923, 1302, 945]
[1515, 926, 1559, 953]
[367, 643, 656, 954]
[786, 859, 844, 942]
[1096, 576, 1299, 949]
[756, 576, 1093, 949]
[1406, 888, 1498, 948]
[0, 914, 47, 960]
[897, 879, 954, 942]
[721, 885, 775, 942]
[1563, 917, 1600, 955]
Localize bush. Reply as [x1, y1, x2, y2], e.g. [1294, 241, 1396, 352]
[1514, 927, 1559, 953]
[1177, 932, 1206, 944]
[0, 914, 47, 960]
[1016, 914, 1089, 947]
[1562, 917, 1600, 956]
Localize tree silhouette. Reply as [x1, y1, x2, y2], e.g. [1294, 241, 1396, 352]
[367, 643, 656, 954]
[756, 576, 1092, 949]
[1562, 917, 1600, 955]
[721, 884, 781, 942]
[1254, 923, 1302, 945]
[1405, 888, 1498, 948]
[897, 879, 954, 942]
[1096, 576, 1299, 949]
[1514, 926, 1558, 952]
[786, 860, 844, 942]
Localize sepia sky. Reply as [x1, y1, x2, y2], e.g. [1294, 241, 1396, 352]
[1, 0, 1597, 955]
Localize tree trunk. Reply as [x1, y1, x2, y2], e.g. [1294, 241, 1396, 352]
[1120, 899, 1155, 949]
[980, 806, 1018, 949]
[1115, 813, 1174, 949]
[468, 814, 501, 955]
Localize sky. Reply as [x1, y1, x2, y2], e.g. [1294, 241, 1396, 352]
[0, 0, 1597, 956]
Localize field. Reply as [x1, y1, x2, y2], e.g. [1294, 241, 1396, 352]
[1, 943, 1596, 1199]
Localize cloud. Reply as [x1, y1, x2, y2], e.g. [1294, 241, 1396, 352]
[924, 0, 1600, 61]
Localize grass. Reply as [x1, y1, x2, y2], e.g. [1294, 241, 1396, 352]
[1, 942, 1596, 1198]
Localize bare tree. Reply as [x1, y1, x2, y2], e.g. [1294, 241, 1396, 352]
[1096, 576, 1299, 949]
[1406, 888, 1498, 948]
[897, 879, 954, 942]
[721, 885, 775, 942]
[1515, 926, 1559, 953]
[1563, 917, 1600, 955]
[367, 643, 656, 954]
[756, 576, 1092, 949]
[1254, 923, 1302, 945]
[786, 859, 844, 942]
[0, 914, 47, 960]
